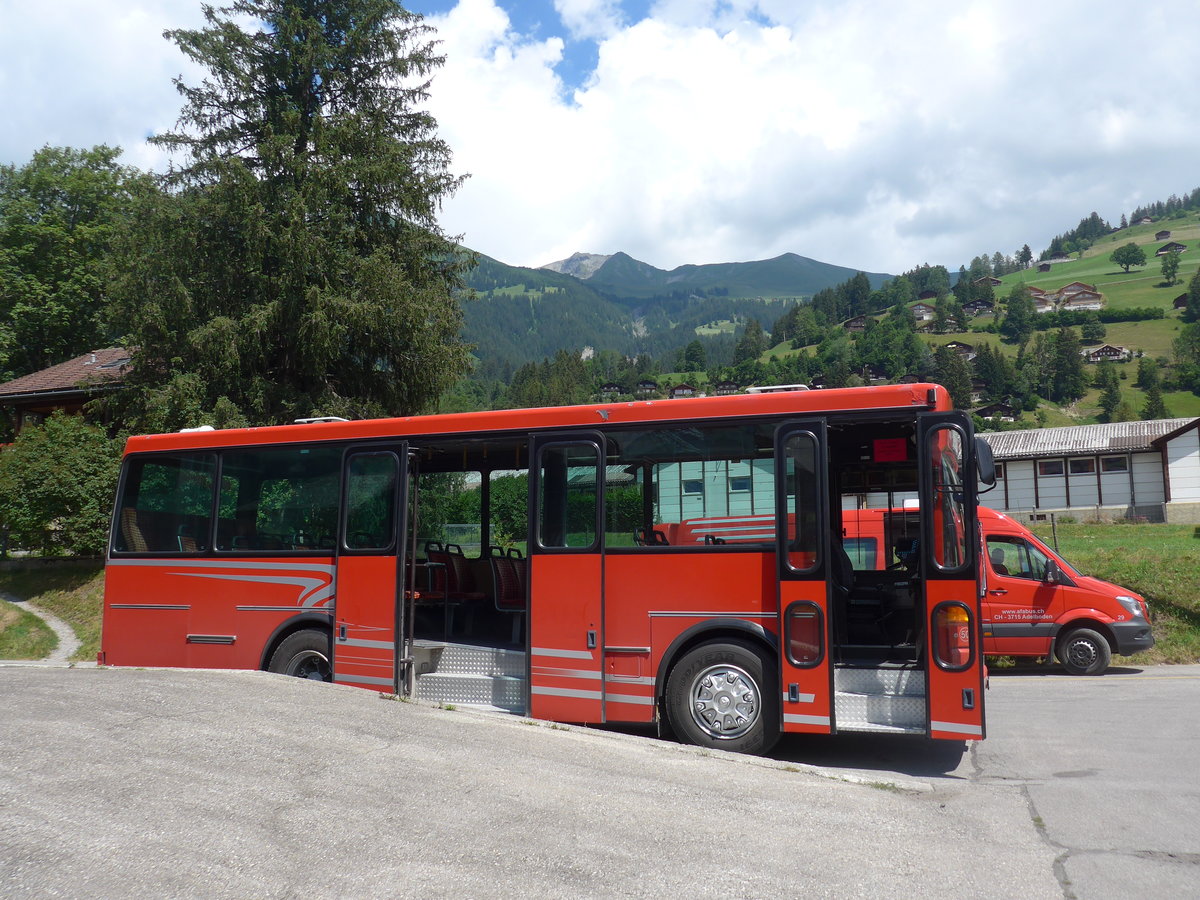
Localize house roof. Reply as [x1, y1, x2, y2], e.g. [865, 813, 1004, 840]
[980, 418, 1195, 460]
[0, 348, 131, 401]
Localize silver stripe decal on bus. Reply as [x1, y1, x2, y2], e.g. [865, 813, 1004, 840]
[531, 647, 594, 659]
[531, 685, 603, 701]
[781, 692, 816, 703]
[237, 605, 333, 612]
[110, 603, 190, 610]
[340, 638, 395, 650]
[335, 673, 395, 687]
[605, 693, 654, 706]
[108, 559, 334, 572]
[931, 720, 984, 737]
[784, 713, 831, 726]
[107, 558, 335, 607]
[532, 667, 601, 681]
[605, 674, 655, 685]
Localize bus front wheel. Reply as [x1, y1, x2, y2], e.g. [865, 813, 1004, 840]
[1056, 627, 1111, 676]
[665, 640, 779, 754]
[268, 629, 332, 682]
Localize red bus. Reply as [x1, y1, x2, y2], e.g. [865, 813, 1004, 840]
[101, 383, 992, 753]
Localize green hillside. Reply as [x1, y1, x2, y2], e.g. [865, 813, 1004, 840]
[460, 249, 890, 377]
[585, 251, 891, 300]
[754, 210, 1200, 425]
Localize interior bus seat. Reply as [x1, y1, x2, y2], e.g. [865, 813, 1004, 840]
[424, 542, 487, 638]
[176, 524, 199, 553]
[489, 546, 526, 644]
[120, 508, 149, 552]
[633, 527, 669, 546]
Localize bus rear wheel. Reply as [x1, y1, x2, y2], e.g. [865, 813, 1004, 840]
[268, 629, 332, 682]
[665, 640, 779, 754]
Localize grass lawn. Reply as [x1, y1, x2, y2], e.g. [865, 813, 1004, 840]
[0, 596, 58, 659]
[0, 563, 105, 663]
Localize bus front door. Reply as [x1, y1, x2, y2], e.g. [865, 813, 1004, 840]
[775, 421, 834, 735]
[528, 433, 606, 724]
[331, 444, 410, 694]
[917, 414, 986, 741]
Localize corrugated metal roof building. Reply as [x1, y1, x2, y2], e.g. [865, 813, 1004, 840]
[978, 418, 1200, 523]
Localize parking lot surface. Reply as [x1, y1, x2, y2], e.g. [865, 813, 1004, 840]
[4, 663, 1199, 898]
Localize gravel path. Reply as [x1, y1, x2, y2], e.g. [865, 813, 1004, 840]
[1, 591, 80, 664]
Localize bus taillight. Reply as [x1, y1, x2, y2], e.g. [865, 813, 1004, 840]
[933, 603, 973, 670]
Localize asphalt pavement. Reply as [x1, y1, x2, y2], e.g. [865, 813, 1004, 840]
[0, 664, 1065, 899]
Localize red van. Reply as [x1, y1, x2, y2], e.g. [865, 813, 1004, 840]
[842, 507, 1153, 675]
[976, 507, 1152, 674]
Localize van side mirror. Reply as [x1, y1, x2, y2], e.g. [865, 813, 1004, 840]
[975, 436, 996, 487]
[1044, 560, 1061, 584]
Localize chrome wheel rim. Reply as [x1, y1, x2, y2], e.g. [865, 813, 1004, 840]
[285, 649, 331, 681]
[689, 663, 759, 740]
[1065, 637, 1098, 671]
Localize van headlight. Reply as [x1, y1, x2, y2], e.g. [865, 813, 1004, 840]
[1116, 596, 1144, 618]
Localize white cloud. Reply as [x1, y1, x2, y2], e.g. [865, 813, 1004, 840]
[423, 0, 1200, 273]
[0, 0, 207, 171]
[4, 1, 1199, 275]
[554, 0, 624, 42]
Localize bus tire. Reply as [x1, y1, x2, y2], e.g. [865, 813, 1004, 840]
[267, 629, 332, 682]
[1056, 627, 1111, 676]
[665, 640, 779, 754]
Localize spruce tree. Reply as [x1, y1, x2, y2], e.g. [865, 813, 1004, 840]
[1097, 362, 1121, 422]
[1183, 269, 1200, 324]
[109, 0, 472, 429]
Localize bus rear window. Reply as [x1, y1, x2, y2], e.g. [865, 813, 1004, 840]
[114, 454, 216, 553]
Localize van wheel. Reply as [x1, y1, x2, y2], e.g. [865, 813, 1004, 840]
[665, 641, 779, 754]
[1056, 627, 1111, 676]
[268, 629, 332, 681]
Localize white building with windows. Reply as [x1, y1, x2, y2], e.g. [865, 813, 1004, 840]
[979, 418, 1200, 523]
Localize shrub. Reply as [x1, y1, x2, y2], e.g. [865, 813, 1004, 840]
[0, 413, 121, 555]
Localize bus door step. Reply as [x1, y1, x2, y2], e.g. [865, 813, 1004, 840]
[412, 641, 527, 714]
[834, 665, 926, 734]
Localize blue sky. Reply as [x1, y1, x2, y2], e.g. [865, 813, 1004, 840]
[3, 1, 1200, 275]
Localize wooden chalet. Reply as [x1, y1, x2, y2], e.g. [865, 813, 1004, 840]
[1059, 289, 1104, 311]
[0, 348, 130, 434]
[944, 341, 976, 360]
[1156, 230, 1172, 241]
[843, 314, 870, 332]
[1156, 242, 1187, 256]
[1080, 344, 1131, 363]
[1058, 281, 1097, 296]
[910, 302, 936, 321]
[668, 383, 696, 399]
[975, 401, 1019, 422]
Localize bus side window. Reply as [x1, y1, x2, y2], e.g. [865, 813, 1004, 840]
[114, 454, 216, 553]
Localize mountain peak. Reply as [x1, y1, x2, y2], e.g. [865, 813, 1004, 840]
[540, 252, 611, 279]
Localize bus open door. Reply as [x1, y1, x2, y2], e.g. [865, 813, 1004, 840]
[918, 414, 986, 741]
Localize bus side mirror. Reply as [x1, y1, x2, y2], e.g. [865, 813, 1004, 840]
[975, 436, 996, 487]
[1044, 560, 1061, 584]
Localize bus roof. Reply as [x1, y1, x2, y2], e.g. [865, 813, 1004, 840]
[121, 382, 950, 456]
